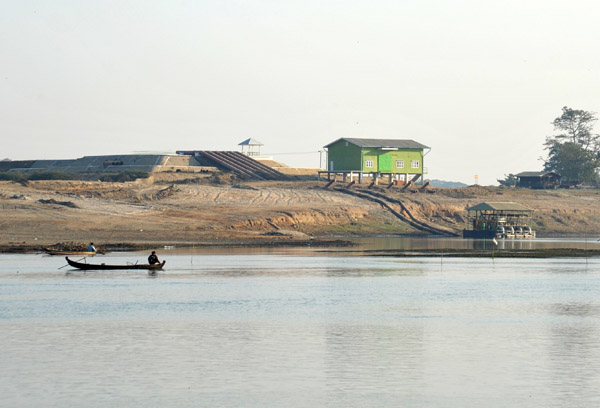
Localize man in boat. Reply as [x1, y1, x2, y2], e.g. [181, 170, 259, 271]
[148, 251, 160, 265]
[88, 242, 96, 253]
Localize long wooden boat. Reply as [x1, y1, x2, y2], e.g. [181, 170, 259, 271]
[65, 256, 165, 271]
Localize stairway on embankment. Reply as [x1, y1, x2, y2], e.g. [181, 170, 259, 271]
[193, 151, 293, 181]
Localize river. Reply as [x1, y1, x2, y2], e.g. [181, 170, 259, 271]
[1, 238, 600, 407]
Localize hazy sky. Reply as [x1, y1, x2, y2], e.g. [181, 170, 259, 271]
[2, 0, 600, 185]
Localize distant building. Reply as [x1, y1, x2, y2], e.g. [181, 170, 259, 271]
[515, 171, 561, 189]
[238, 138, 263, 157]
[322, 138, 429, 184]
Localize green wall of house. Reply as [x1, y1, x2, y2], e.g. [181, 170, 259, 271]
[326, 140, 363, 171]
[327, 140, 425, 174]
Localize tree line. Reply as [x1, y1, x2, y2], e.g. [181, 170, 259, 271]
[499, 106, 600, 187]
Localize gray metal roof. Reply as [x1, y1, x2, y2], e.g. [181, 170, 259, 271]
[466, 202, 533, 212]
[515, 171, 560, 178]
[324, 138, 429, 149]
[238, 138, 263, 146]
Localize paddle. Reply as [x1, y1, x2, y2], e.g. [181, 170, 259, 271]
[58, 256, 87, 269]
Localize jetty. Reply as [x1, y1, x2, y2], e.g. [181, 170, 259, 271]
[463, 202, 535, 239]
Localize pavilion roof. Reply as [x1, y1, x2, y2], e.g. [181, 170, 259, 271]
[466, 202, 533, 212]
[238, 138, 263, 146]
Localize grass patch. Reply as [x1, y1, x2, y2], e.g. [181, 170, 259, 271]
[0, 171, 74, 182]
[310, 216, 417, 236]
[27, 171, 75, 180]
[1, 170, 150, 183]
[0, 171, 27, 182]
[99, 170, 150, 182]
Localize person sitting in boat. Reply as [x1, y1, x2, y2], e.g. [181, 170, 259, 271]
[148, 251, 160, 265]
[88, 242, 96, 252]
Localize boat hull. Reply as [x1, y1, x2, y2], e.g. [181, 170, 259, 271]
[65, 257, 165, 271]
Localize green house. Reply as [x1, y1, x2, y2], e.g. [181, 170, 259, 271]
[323, 138, 430, 183]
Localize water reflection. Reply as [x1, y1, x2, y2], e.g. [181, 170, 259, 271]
[548, 322, 600, 407]
[344, 236, 599, 252]
[551, 302, 599, 317]
[121, 236, 600, 258]
[2, 252, 600, 407]
[325, 324, 425, 404]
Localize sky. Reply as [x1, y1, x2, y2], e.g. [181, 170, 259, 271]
[2, 0, 600, 185]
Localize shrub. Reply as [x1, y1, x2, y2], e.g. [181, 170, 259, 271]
[208, 172, 223, 185]
[99, 170, 150, 182]
[0, 171, 27, 182]
[27, 171, 74, 180]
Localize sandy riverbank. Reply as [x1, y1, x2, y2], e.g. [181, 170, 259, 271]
[1, 172, 599, 253]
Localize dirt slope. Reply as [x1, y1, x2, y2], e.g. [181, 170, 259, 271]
[1, 173, 599, 251]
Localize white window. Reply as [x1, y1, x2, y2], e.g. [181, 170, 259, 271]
[396, 160, 404, 169]
[411, 160, 420, 169]
[365, 160, 374, 168]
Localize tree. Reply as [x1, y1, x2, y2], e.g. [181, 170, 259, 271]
[549, 106, 599, 154]
[543, 107, 600, 185]
[544, 141, 599, 185]
[497, 173, 517, 187]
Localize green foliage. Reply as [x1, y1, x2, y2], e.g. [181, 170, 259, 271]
[497, 173, 517, 187]
[550, 106, 599, 153]
[27, 171, 75, 180]
[2, 170, 151, 183]
[544, 107, 600, 185]
[0, 171, 27, 182]
[99, 170, 150, 182]
[544, 141, 599, 185]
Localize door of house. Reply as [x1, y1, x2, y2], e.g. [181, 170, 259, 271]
[378, 154, 392, 172]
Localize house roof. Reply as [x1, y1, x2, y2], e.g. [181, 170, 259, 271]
[466, 202, 533, 212]
[324, 138, 429, 149]
[238, 138, 263, 146]
[515, 171, 560, 178]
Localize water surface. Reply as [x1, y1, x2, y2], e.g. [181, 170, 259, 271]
[1, 249, 599, 407]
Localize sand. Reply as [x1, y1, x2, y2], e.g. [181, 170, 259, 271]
[1, 172, 599, 253]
